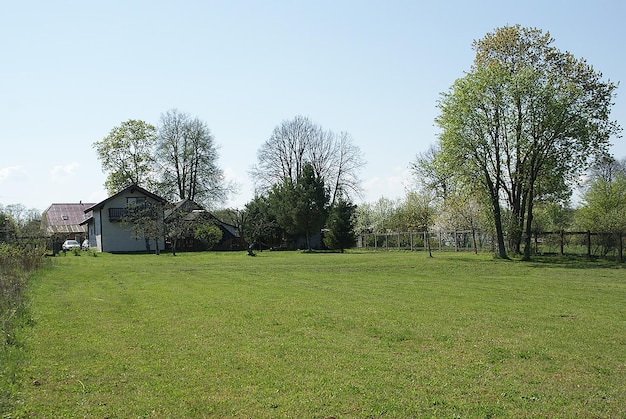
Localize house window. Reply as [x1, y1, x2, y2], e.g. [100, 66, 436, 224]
[61, 215, 69, 220]
[127, 197, 146, 206]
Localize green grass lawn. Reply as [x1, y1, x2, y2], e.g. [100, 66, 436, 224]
[7, 251, 626, 418]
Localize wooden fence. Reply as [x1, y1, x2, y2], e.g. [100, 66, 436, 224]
[358, 230, 492, 253]
[358, 230, 624, 260]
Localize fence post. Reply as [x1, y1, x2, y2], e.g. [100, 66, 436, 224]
[587, 230, 591, 258]
[560, 230, 565, 256]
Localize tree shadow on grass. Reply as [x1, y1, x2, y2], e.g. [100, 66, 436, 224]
[523, 254, 625, 269]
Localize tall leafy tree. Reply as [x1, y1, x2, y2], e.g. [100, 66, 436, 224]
[399, 191, 437, 257]
[352, 202, 375, 235]
[411, 144, 456, 200]
[93, 120, 158, 194]
[155, 109, 229, 208]
[412, 147, 491, 254]
[372, 197, 404, 233]
[436, 25, 620, 259]
[578, 172, 626, 261]
[531, 202, 573, 238]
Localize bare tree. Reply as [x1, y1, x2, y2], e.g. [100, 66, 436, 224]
[326, 132, 365, 205]
[251, 115, 365, 204]
[588, 155, 626, 184]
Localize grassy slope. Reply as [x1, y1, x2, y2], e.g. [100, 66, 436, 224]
[10, 251, 626, 418]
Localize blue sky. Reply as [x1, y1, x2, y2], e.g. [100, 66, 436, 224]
[1, 0, 625, 212]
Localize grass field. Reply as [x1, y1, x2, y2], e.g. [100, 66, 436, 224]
[5, 250, 626, 417]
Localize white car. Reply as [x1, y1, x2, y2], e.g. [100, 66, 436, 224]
[62, 240, 80, 251]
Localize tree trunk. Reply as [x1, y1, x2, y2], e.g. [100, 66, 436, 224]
[509, 185, 524, 255]
[172, 237, 178, 256]
[522, 174, 537, 261]
[471, 227, 478, 255]
[534, 232, 539, 255]
[484, 166, 507, 259]
[522, 196, 534, 261]
[490, 194, 508, 259]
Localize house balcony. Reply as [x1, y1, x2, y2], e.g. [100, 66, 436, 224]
[109, 205, 161, 222]
[108, 207, 127, 221]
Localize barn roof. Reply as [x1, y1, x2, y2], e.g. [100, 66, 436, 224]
[164, 199, 240, 238]
[42, 203, 95, 235]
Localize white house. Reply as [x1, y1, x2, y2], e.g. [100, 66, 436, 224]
[81, 184, 167, 253]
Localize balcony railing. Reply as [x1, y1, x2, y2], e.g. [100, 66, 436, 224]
[109, 205, 161, 222]
[108, 207, 127, 221]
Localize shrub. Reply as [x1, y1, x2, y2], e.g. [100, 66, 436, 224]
[1, 243, 45, 415]
[194, 223, 223, 250]
[0, 243, 46, 345]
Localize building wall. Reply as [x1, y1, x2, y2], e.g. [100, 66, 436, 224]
[89, 212, 102, 251]
[93, 192, 165, 252]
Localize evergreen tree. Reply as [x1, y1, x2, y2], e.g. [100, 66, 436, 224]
[324, 198, 357, 252]
[268, 163, 329, 250]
